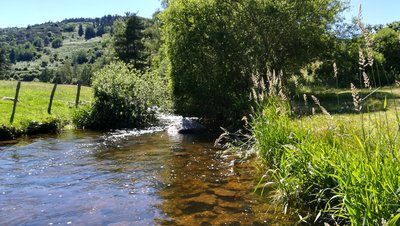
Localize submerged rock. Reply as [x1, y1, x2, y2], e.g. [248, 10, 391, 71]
[167, 117, 207, 135]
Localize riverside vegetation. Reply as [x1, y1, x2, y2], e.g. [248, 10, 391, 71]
[1, 0, 400, 225]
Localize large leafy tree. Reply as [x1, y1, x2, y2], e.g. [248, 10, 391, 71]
[374, 27, 400, 82]
[161, 0, 345, 120]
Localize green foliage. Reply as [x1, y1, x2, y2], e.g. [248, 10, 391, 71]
[51, 37, 63, 48]
[78, 24, 84, 37]
[112, 14, 146, 69]
[0, 47, 10, 77]
[161, 0, 345, 121]
[73, 61, 170, 129]
[374, 27, 400, 81]
[10, 42, 37, 62]
[251, 98, 400, 225]
[84, 25, 96, 40]
[33, 36, 44, 51]
[73, 50, 89, 64]
[63, 24, 76, 32]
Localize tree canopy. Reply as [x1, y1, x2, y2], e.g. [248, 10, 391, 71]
[161, 0, 345, 120]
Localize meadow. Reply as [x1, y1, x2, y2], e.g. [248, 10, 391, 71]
[0, 80, 92, 139]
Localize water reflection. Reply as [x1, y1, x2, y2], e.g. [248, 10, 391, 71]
[0, 129, 295, 225]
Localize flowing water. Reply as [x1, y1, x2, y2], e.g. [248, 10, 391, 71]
[0, 124, 295, 225]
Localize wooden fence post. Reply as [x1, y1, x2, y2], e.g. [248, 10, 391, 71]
[75, 82, 81, 108]
[48, 83, 58, 114]
[10, 81, 21, 124]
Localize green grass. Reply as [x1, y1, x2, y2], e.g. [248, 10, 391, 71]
[0, 80, 92, 136]
[251, 91, 400, 225]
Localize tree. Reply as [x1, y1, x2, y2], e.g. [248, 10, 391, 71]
[113, 13, 146, 69]
[374, 27, 400, 83]
[51, 38, 63, 48]
[161, 0, 345, 120]
[78, 24, 84, 37]
[9, 48, 16, 64]
[33, 36, 44, 51]
[0, 48, 10, 77]
[96, 25, 105, 37]
[84, 25, 96, 40]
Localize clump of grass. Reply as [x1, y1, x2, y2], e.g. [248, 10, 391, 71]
[251, 96, 400, 225]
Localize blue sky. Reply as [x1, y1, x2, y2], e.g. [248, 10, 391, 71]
[0, 0, 161, 28]
[0, 0, 398, 28]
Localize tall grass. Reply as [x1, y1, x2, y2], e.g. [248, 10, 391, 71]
[251, 93, 400, 225]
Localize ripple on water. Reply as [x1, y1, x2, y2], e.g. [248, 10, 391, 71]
[0, 129, 296, 225]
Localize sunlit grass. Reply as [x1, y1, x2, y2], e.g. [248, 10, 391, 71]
[0, 80, 92, 129]
[251, 91, 400, 225]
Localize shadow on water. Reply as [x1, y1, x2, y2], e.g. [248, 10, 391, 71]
[0, 129, 296, 225]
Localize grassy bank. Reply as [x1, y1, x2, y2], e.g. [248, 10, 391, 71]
[0, 81, 92, 140]
[251, 91, 400, 225]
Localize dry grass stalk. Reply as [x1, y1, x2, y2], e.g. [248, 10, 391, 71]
[363, 72, 371, 89]
[303, 94, 308, 106]
[357, 5, 374, 67]
[311, 95, 332, 118]
[351, 83, 362, 112]
[358, 49, 366, 70]
[333, 62, 338, 78]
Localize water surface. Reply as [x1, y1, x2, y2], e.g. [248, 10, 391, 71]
[0, 129, 294, 225]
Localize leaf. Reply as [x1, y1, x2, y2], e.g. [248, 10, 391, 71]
[388, 213, 400, 226]
[314, 210, 322, 223]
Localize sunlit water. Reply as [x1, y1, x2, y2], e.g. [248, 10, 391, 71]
[0, 126, 295, 225]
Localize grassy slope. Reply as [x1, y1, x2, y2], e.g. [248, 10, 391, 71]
[0, 81, 92, 129]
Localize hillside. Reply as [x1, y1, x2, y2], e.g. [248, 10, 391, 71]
[0, 14, 151, 85]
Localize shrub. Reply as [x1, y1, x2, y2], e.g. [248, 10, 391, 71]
[51, 38, 63, 48]
[73, 61, 170, 129]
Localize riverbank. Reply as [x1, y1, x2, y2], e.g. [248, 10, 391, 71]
[250, 90, 400, 225]
[0, 81, 92, 140]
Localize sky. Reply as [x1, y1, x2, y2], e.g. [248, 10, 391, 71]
[0, 0, 399, 28]
[0, 0, 161, 28]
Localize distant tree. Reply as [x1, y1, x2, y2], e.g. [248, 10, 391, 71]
[74, 50, 89, 64]
[374, 27, 400, 83]
[78, 24, 84, 37]
[63, 24, 76, 32]
[33, 36, 44, 51]
[9, 49, 16, 64]
[12, 42, 37, 62]
[80, 64, 93, 85]
[0, 48, 10, 77]
[113, 13, 145, 69]
[39, 67, 54, 82]
[96, 25, 105, 37]
[51, 37, 63, 48]
[43, 36, 50, 46]
[84, 26, 96, 40]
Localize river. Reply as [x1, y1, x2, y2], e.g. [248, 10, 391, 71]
[0, 125, 295, 225]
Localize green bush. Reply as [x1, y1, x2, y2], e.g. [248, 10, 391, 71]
[51, 38, 63, 48]
[73, 61, 170, 129]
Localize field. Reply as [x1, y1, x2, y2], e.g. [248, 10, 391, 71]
[0, 81, 92, 137]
